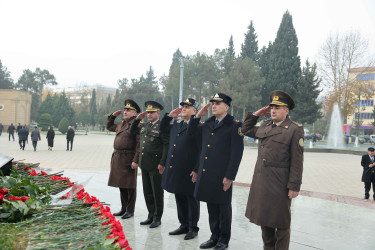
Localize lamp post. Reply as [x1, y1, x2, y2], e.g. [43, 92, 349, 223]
[179, 59, 184, 104]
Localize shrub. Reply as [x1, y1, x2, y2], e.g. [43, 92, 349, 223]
[58, 117, 69, 134]
[39, 113, 52, 131]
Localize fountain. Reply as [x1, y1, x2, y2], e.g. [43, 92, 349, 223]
[327, 103, 344, 148]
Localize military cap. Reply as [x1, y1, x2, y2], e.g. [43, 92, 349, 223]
[368, 147, 374, 152]
[145, 101, 164, 112]
[124, 99, 141, 113]
[180, 97, 200, 110]
[210, 93, 232, 107]
[269, 90, 295, 110]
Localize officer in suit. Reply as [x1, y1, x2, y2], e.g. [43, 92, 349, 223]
[189, 93, 244, 250]
[130, 101, 169, 228]
[361, 147, 375, 200]
[160, 98, 201, 240]
[107, 99, 141, 219]
[242, 90, 304, 250]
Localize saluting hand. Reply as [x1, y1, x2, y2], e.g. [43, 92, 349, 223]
[288, 190, 299, 199]
[136, 111, 147, 120]
[131, 162, 138, 169]
[190, 171, 197, 183]
[196, 103, 211, 118]
[112, 110, 123, 117]
[253, 106, 271, 117]
[158, 164, 165, 175]
[168, 107, 183, 118]
[223, 177, 232, 191]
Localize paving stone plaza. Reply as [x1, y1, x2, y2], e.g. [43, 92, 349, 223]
[1, 131, 374, 249]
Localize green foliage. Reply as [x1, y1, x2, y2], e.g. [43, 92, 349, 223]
[241, 20, 259, 62]
[38, 113, 52, 131]
[0, 59, 14, 89]
[292, 60, 322, 124]
[53, 91, 75, 127]
[76, 110, 91, 126]
[89, 89, 97, 125]
[58, 117, 69, 134]
[261, 10, 301, 106]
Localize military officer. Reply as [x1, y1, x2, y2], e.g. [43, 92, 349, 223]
[160, 98, 201, 240]
[130, 101, 169, 228]
[107, 99, 141, 219]
[242, 90, 304, 250]
[189, 93, 244, 250]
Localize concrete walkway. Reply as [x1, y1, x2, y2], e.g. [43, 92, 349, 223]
[1, 132, 374, 249]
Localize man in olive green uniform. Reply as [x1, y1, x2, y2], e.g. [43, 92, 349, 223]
[242, 90, 304, 250]
[130, 101, 169, 228]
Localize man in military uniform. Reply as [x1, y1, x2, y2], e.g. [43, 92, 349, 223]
[189, 93, 244, 250]
[160, 98, 201, 240]
[107, 99, 141, 219]
[242, 90, 304, 250]
[130, 101, 169, 228]
[361, 147, 375, 200]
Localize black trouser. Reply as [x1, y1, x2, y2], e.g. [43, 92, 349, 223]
[67, 140, 73, 150]
[175, 193, 200, 232]
[364, 174, 375, 198]
[19, 140, 26, 150]
[9, 133, 14, 141]
[32, 140, 38, 150]
[119, 188, 136, 213]
[207, 202, 232, 244]
[261, 226, 290, 250]
[141, 169, 164, 221]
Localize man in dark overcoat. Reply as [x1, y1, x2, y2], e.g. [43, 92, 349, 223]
[361, 147, 375, 200]
[7, 123, 15, 141]
[160, 98, 201, 240]
[107, 99, 141, 219]
[0, 122, 3, 136]
[66, 126, 75, 151]
[30, 126, 41, 151]
[130, 101, 169, 228]
[242, 90, 304, 250]
[188, 93, 244, 250]
[18, 126, 29, 150]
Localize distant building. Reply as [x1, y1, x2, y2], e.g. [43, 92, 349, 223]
[59, 85, 117, 107]
[0, 89, 32, 128]
[345, 67, 375, 136]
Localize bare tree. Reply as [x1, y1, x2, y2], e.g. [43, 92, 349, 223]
[317, 30, 375, 118]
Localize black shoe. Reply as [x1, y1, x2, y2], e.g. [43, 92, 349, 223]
[200, 239, 218, 249]
[66, 149, 69, 151]
[140, 218, 153, 225]
[149, 220, 161, 228]
[113, 210, 125, 216]
[169, 227, 189, 235]
[184, 231, 198, 240]
[365, 194, 369, 199]
[213, 242, 228, 250]
[121, 212, 134, 219]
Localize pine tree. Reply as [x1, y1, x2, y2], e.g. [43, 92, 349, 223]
[261, 11, 301, 105]
[223, 35, 236, 76]
[292, 60, 322, 124]
[0, 60, 14, 89]
[240, 20, 259, 62]
[38, 93, 54, 117]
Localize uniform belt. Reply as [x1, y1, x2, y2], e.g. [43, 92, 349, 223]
[114, 149, 134, 154]
[260, 158, 290, 168]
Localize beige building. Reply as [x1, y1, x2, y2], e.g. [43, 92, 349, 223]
[0, 90, 32, 128]
[345, 67, 375, 135]
[63, 85, 116, 107]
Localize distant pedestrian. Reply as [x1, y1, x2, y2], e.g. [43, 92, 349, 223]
[16, 123, 22, 133]
[0, 122, 3, 136]
[66, 126, 75, 151]
[361, 147, 375, 200]
[31, 126, 41, 152]
[7, 123, 15, 141]
[46, 126, 55, 151]
[18, 126, 29, 150]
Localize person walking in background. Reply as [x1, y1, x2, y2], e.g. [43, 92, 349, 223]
[16, 123, 22, 133]
[30, 126, 41, 152]
[0, 122, 3, 136]
[7, 123, 15, 141]
[242, 90, 304, 250]
[18, 126, 29, 150]
[66, 126, 75, 151]
[46, 126, 55, 151]
[107, 99, 141, 220]
[361, 147, 375, 200]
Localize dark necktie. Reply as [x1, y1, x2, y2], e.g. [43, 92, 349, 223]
[214, 120, 219, 128]
[371, 157, 374, 163]
[272, 124, 277, 128]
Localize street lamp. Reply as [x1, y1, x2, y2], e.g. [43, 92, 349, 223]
[179, 59, 184, 104]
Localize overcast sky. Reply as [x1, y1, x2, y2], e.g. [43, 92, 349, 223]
[0, 0, 374, 90]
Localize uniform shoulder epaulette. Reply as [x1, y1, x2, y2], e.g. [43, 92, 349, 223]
[292, 121, 303, 127]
